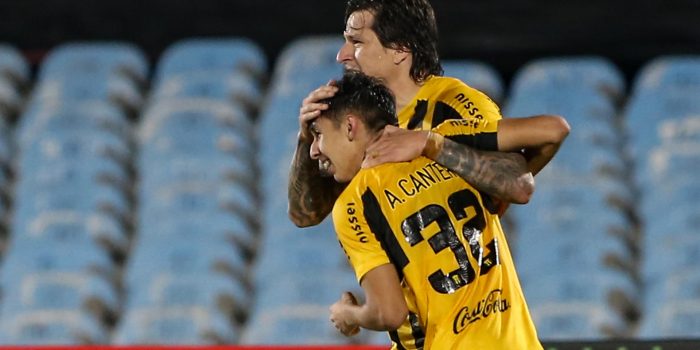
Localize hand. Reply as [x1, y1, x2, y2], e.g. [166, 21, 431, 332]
[298, 81, 338, 143]
[362, 126, 430, 168]
[329, 292, 360, 336]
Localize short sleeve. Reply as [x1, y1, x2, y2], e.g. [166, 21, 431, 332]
[441, 80, 502, 123]
[332, 188, 391, 283]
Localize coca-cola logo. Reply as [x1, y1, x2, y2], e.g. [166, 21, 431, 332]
[452, 289, 510, 334]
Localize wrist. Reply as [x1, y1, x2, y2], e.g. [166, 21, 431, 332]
[422, 130, 445, 159]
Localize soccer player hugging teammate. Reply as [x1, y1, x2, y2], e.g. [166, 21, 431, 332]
[308, 71, 561, 349]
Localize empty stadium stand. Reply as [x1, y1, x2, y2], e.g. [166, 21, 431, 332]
[0, 37, 697, 346]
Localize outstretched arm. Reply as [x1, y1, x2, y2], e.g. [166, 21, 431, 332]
[288, 83, 346, 227]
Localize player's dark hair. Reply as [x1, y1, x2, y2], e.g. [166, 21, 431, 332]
[345, 0, 443, 83]
[321, 71, 397, 132]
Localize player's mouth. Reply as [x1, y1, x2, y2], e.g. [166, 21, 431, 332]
[319, 159, 334, 177]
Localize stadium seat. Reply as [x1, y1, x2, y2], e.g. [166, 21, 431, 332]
[240, 304, 347, 345]
[152, 71, 262, 108]
[32, 74, 143, 112]
[273, 35, 344, 79]
[0, 237, 115, 287]
[442, 59, 504, 102]
[154, 37, 266, 84]
[640, 300, 700, 338]
[0, 271, 118, 324]
[0, 310, 108, 345]
[509, 56, 626, 98]
[0, 78, 22, 114]
[531, 302, 624, 340]
[0, 43, 30, 85]
[11, 209, 129, 259]
[632, 55, 700, 91]
[124, 273, 249, 321]
[124, 238, 249, 288]
[38, 41, 149, 83]
[114, 306, 238, 345]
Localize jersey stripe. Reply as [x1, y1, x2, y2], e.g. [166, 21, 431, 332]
[406, 100, 428, 130]
[361, 188, 409, 279]
[409, 312, 426, 349]
[431, 101, 463, 128]
[389, 330, 407, 350]
[447, 132, 498, 151]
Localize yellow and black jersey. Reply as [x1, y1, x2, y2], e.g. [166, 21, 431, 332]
[398, 75, 502, 131]
[332, 156, 542, 349]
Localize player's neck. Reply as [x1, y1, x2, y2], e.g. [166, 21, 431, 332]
[387, 73, 424, 112]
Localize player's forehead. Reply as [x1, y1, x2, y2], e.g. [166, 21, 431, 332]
[344, 10, 376, 36]
[310, 116, 332, 130]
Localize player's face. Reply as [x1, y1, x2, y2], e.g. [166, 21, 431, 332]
[308, 117, 363, 183]
[337, 10, 397, 81]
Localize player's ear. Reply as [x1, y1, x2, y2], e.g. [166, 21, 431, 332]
[393, 46, 410, 65]
[345, 114, 359, 141]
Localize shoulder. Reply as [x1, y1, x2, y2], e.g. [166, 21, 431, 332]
[333, 167, 387, 213]
[426, 76, 502, 121]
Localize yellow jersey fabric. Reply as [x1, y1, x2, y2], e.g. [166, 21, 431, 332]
[375, 74, 507, 349]
[332, 156, 542, 349]
[397, 75, 502, 131]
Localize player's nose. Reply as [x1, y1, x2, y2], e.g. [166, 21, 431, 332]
[309, 138, 321, 159]
[336, 41, 353, 64]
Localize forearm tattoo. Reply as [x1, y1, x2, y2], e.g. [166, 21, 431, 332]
[435, 138, 533, 203]
[287, 140, 346, 227]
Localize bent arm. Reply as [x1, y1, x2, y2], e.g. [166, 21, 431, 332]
[330, 264, 408, 332]
[287, 137, 346, 227]
[287, 83, 345, 227]
[426, 135, 535, 204]
[496, 115, 571, 176]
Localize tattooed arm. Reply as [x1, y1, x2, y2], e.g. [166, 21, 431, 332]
[425, 134, 535, 204]
[363, 115, 569, 204]
[288, 137, 346, 227]
[288, 82, 346, 227]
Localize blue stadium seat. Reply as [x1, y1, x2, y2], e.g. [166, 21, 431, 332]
[0, 310, 108, 345]
[152, 71, 262, 108]
[38, 41, 148, 83]
[124, 273, 249, 319]
[639, 300, 700, 338]
[125, 239, 249, 289]
[32, 74, 143, 112]
[10, 210, 128, 256]
[0, 237, 114, 287]
[632, 55, 700, 91]
[0, 78, 22, 113]
[0, 271, 118, 320]
[509, 56, 625, 98]
[531, 302, 622, 340]
[274, 35, 344, 79]
[624, 56, 700, 162]
[240, 304, 346, 345]
[114, 306, 238, 345]
[154, 37, 266, 84]
[442, 59, 504, 102]
[0, 43, 30, 85]
[657, 115, 700, 146]
[521, 270, 637, 332]
[138, 211, 256, 255]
